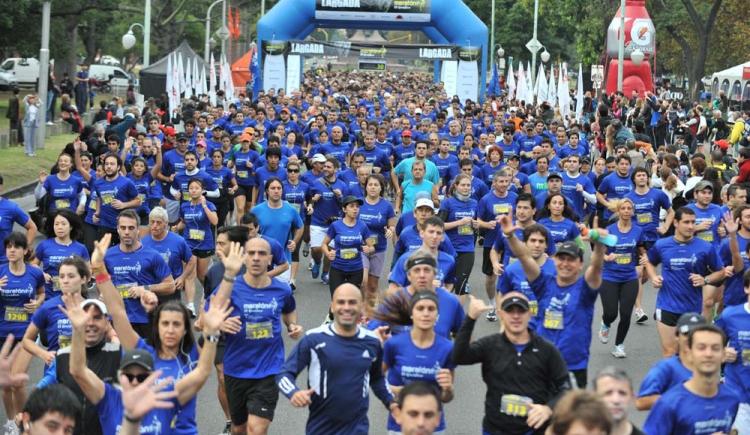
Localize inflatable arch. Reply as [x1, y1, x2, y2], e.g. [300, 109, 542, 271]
[256, 0, 488, 101]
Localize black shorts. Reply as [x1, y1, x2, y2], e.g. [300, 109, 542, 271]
[224, 374, 279, 425]
[642, 240, 656, 251]
[235, 185, 253, 198]
[192, 248, 215, 259]
[197, 334, 227, 365]
[655, 308, 681, 327]
[482, 247, 495, 276]
[0, 336, 21, 351]
[132, 322, 153, 340]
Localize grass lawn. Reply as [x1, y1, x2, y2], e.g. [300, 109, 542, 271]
[0, 132, 77, 190]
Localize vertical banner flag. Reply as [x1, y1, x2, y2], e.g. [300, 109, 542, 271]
[535, 64, 548, 103]
[250, 43, 261, 101]
[209, 53, 217, 106]
[547, 64, 557, 108]
[507, 60, 515, 101]
[575, 63, 584, 121]
[488, 62, 500, 97]
[516, 62, 527, 104]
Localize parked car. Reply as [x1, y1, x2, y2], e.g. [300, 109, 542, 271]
[88, 64, 135, 89]
[0, 57, 40, 85]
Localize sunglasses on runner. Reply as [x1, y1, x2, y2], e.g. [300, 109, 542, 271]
[122, 372, 150, 383]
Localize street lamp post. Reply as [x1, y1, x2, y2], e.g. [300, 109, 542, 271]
[526, 0, 542, 85]
[121, 0, 151, 67]
[36, 1, 51, 150]
[489, 0, 496, 70]
[204, 0, 225, 63]
[616, 0, 625, 92]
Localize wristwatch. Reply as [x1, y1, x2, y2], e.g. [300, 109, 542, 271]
[205, 333, 220, 343]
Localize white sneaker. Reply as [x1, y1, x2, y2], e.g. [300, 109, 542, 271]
[598, 322, 610, 344]
[186, 303, 196, 319]
[611, 344, 627, 358]
[635, 308, 648, 324]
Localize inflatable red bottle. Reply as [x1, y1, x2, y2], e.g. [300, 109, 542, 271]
[604, 0, 654, 97]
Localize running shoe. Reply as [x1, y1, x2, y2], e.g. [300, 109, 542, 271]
[634, 308, 648, 324]
[290, 281, 296, 292]
[186, 303, 197, 319]
[302, 243, 310, 257]
[311, 262, 321, 279]
[218, 420, 231, 435]
[321, 272, 329, 285]
[611, 344, 627, 358]
[598, 322, 610, 344]
[486, 309, 498, 322]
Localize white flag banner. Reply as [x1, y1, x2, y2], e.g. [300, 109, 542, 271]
[176, 51, 185, 96]
[507, 61, 515, 101]
[166, 52, 173, 101]
[197, 61, 206, 96]
[547, 64, 557, 108]
[209, 53, 217, 106]
[516, 61, 527, 105]
[526, 62, 533, 101]
[559, 63, 569, 120]
[170, 53, 180, 118]
[223, 55, 234, 99]
[535, 64, 548, 103]
[192, 56, 199, 95]
[185, 55, 194, 99]
[575, 63, 584, 122]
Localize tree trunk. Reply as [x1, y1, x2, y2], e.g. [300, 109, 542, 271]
[63, 21, 80, 77]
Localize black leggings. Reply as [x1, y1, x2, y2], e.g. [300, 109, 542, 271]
[454, 251, 475, 295]
[600, 279, 639, 345]
[210, 199, 231, 228]
[328, 267, 363, 298]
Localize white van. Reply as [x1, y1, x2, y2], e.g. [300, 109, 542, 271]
[0, 57, 40, 85]
[88, 64, 134, 89]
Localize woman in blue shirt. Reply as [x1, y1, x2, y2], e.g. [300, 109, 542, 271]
[382, 291, 455, 434]
[206, 149, 237, 229]
[127, 157, 157, 230]
[598, 198, 644, 358]
[321, 195, 374, 299]
[360, 174, 396, 307]
[174, 179, 218, 289]
[282, 131, 303, 160]
[32, 209, 89, 299]
[282, 161, 310, 289]
[537, 193, 582, 250]
[440, 174, 478, 299]
[0, 232, 45, 420]
[36, 153, 85, 215]
[232, 135, 261, 220]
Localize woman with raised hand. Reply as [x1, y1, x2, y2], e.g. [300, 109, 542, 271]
[35, 152, 86, 215]
[69, 233, 232, 435]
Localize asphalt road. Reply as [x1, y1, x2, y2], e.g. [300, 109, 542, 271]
[2, 195, 663, 434]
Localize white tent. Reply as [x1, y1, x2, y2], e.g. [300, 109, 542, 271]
[709, 61, 750, 101]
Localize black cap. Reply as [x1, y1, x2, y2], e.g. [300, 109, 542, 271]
[676, 312, 707, 335]
[176, 132, 188, 141]
[119, 349, 154, 371]
[341, 195, 363, 208]
[555, 241, 584, 261]
[581, 157, 591, 164]
[502, 125, 514, 134]
[508, 154, 520, 161]
[547, 173, 563, 182]
[500, 295, 530, 312]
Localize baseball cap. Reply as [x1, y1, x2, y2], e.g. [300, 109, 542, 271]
[81, 299, 108, 315]
[508, 154, 520, 161]
[196, 140, 207, 148]
[415, 108, 423, 115]
[119, 348, 154, 371]
[311, 153, 327, 163]
[176, 132, 188, 141]
[695, 180, 714, 192]
[402, 130, 412, 137]
[341, 195, 363, 208]
[555, 241, 584, 261]
[502, 125, 514, 134]
[500, 294, 530, 312]
[239, 133, 253, 143]
[414, 197, 435, 210]
[162, 126, 176, 136]
[715, 139, 730, 151]
[675, 312, 707, 335]
[280, 107, 290, 114]
[547, 173, 563, 182]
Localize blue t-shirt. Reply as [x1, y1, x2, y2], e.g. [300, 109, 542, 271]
[369, 287, 464, 339]
[104, 245, 172, 324]
[223, 277, 296, 379]
[359, 147, 391, 175]
[687, 202, 724, 247]
[401, 179, 435, 214]
[233, 149, 261, 187]
[142, 232, 193, 279]
[529, 273, 599, 370]
[127, 173, 154, 216]
[276, 325, 391, 435]
[0, 198, 30, 264]
[161, 149, 187, 180]
[626, 188, 672, 242]
[30, 295, 71, 351]
[537, 217, 580, 249]
[439, 197, 477, 253]
[320, 142, 352, 168]
[359, 198, 396, 253]
[597, 171, 633, 220]
[171, 169, 219, 202]
[476, 191, 517, 248]
[97, 382, 177, 435]
[389, 250, 456, 288]
[715, 303, 750, 403]
[93, 175, 139, 229]
[383, 333, 455, 432]
[34, 238, 89, 298]
[493, 226, 557, 265]
[560, 172, 595, 220]
[281, 181, 310, 218]
[254, 166, 287, 203]
[309, 177, 348, 226]
[528, 173, 549, 196]
[643, 383, 739, 435]
[253, 202, 303, 262]
[602, 223, 643, 282]
[136, 338, 200, 435]
[205, 166, 235, 194]
[431, 154, 458, 185]
[179, 201, 217, 251]
[393, 225, 457, 263]
[43, 174, 85, 212]
[497, 258, 556, 328]
[637, 355, 692, 398]
[647, 237, 723, 314]
[480, 163, 506, 186]
[719, 234, 750, 306]
[0, 264, 44, 337]
[326, 220, 371, 272]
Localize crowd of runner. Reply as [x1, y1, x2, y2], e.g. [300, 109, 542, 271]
[1, 68, 750, 435]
